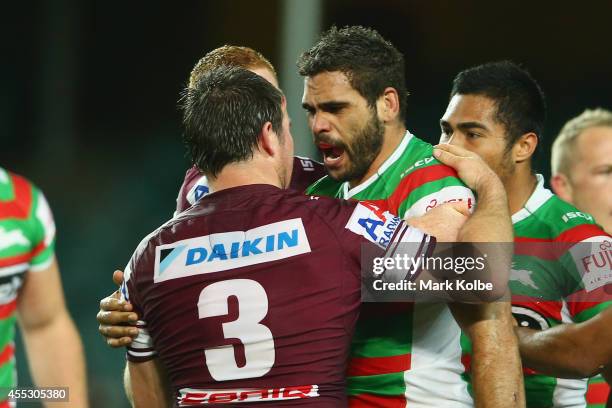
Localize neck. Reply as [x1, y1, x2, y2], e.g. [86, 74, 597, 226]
[504, 165, 538, 215]
[207, 160, 282, 193]
[349, 122, 406, 188]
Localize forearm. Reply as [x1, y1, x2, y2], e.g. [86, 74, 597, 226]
[459, 179, 512, 244]
[126, 359, 172, 408]
[459, 181, 513, 300]
[21, 312, 88, 408]
[452, 302, 525, 408]
[516, 324, 603, 378]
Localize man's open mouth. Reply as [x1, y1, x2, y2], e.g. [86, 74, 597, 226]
[318, 142, 346, 168]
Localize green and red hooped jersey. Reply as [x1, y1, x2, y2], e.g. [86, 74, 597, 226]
[0, 168, 56, 403]
[585, 375, 609, 408]
[307, 131, 476, 407]
[461, 175, 611, 408]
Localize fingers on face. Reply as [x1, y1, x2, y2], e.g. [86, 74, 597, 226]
[434, 143, 471, 157]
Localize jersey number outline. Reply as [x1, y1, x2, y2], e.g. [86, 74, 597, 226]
[198, 279, 275, 381]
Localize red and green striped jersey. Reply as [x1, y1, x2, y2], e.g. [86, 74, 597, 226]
[585, 375, 609, 408]
[0, 167, 56, 401]
[461, 175, 611, 408]
[306, 131, 475, 407]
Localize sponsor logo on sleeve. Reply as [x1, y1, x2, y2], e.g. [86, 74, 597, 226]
[406, 186, 475, 218]
[153, 219, 311, 283]
[187, 175, 210, 205]
[345, 202, 401, 247]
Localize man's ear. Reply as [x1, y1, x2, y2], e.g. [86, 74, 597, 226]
[512, 132, 538, 163]
[550, 173, 574, 204]
[376, 87, 400, 123]
[259, 121, 279, 157]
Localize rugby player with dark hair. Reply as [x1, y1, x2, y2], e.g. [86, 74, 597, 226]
[439, 60, 612, 408]
[121, 65, 475, 407]
[298, 26, 521, 407]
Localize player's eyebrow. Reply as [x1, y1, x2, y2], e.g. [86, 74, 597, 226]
[456, 121, 489, 131]
[301, 100, 350, 112]
[440, 119, 452, 129]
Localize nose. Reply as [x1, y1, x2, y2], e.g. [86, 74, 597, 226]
[446, 134, 466, 148]
[310, 112, 331, 135]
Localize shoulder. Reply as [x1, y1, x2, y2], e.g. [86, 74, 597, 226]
[0, 169, 38, 216]
[290, 156, 326, 193]
[518, 193, 607, 242]
[182, 166, 203, 187]
[391, 137, 474, 217]
[305, 174, 341, 196]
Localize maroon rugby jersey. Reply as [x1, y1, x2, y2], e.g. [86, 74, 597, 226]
[175, 156, 326, 214]
[123, 185, 432, 407]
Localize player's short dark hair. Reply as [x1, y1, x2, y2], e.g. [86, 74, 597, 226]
[297, 25, 408, 121]
[451, 61, 546, 147]
[181, 66, 284, 177]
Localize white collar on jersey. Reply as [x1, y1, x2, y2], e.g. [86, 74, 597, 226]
[341, 130, 414, 199]
[511, 174, 554, 224]
[0, 168, 8, 184]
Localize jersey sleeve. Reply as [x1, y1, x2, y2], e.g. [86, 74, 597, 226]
[175, 167, 209, 216]
[394, 162, 475, 219]
[28, 183, 56, 271]
[562, 230, 612, 322]
[122, 258, 158, 362]
[335, 200, 436, 281]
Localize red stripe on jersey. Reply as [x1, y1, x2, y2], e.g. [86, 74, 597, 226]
[349, 393, 407, 408]
[0, 343, 15, 365]
[0, 173, 32, 219]
[515, 224, 609, 244]
[0, 252, 32, 268]
[461, 353, 471, 372]
[586, 381, 610, 404]
[511, 300, 563, 321]
[0, 300, 17, 319]
[387, 165, 458, 214]
[30, 239, 48, 259]
[0, 240, 45, 268]
[0, 399, 9, 408]
[556, 224, 609, 243]
[513, 242, 569, 261]
[566, 285, 612, 318]
[347, 353, 411, 377]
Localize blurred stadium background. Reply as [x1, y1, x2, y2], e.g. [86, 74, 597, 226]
[1, 0, 611, 406]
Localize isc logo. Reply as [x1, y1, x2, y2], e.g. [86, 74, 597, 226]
[401, 156, 436, 178]
[561, 211, 593, 223]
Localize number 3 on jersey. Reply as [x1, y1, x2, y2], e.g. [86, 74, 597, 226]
[198, 279, 275, 381]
